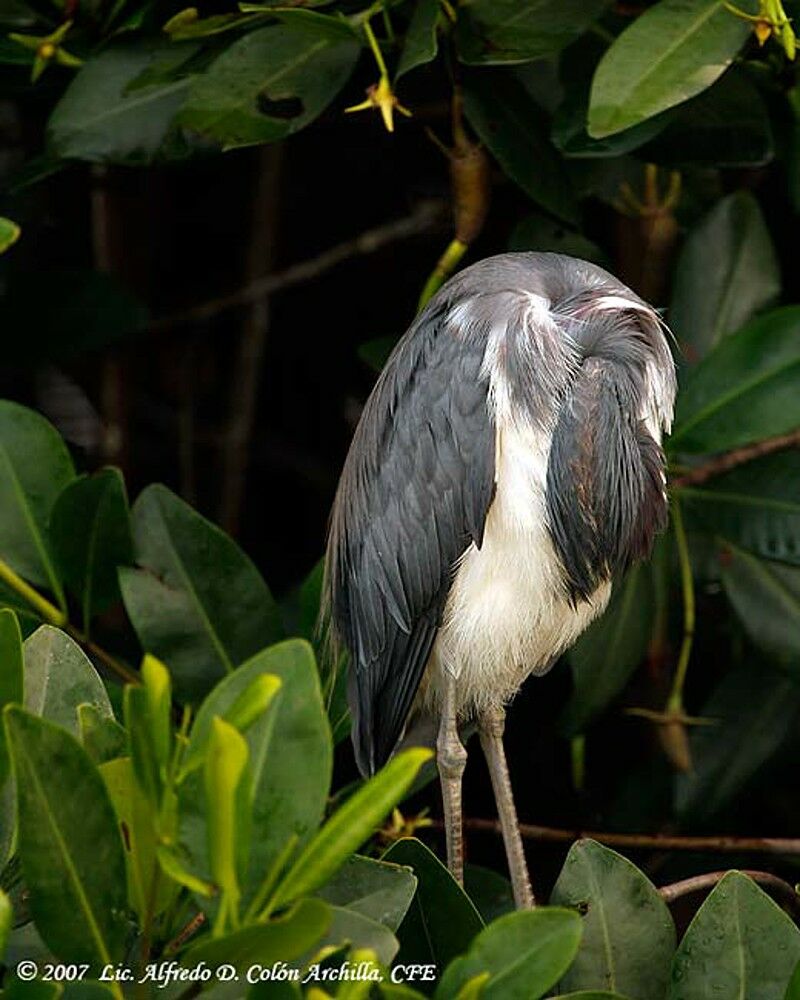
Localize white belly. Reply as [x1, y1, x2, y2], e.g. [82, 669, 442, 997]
[424, 420, 610, 717]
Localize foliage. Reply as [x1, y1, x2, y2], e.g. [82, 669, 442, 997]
[0, 408, 796, 997]
[1, 0, 800, 994]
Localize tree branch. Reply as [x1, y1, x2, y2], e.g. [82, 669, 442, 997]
[670, 429, 800, 490]
[659, 870, 800, 917]
[449, 817, 800, 856]
[150, 200, 448, 335]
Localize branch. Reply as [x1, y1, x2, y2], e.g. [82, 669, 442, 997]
[659, 870, 800, 917]
[150, 200, 448, 335]
[670, 428, 800, 490]
[450, 817, 800, 856]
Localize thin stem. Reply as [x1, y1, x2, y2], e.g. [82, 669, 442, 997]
[445, 817, 800, 855]
[136, 865, 162, 999]
[418, 238, 467, 310]
[670, 428, 800, 489]
[65, 624, 140, 685]
[0, 557, 65, 625]
[660, 870, 800, 918]
[667, 499, 695, 714]
[362, 17, 389, 78]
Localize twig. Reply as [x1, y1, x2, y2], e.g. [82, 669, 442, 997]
[659, 870, 800, 917]
[65, 624, 140, 686]
[218, 144, 283, 535]
[447, 817, 800, 855]
[150, 200, 448, 335]
[165, 911, 206, 955]
[670, 429, 800, 489]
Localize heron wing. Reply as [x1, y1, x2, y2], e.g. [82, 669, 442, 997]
[327, 301, 495, 775]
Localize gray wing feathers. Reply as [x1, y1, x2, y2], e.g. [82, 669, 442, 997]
[327, 302, 495, 775]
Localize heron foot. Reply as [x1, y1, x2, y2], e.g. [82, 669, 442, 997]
[437, 673, 467, 885]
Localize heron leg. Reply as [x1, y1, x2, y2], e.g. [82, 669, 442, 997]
[478, 705, 535, 909]
[437, 670, 467, 885]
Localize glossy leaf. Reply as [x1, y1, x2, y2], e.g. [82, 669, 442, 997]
[588, 0, 750, 138]
[456, 0, 609, 65]
[436, 907, 582, 1000]
[396, 0, 439, 79]
[675, 661, 800, 822]
[178, 15, 360, 149]
[669, 872, 800, 998]
[384, 838, 484, 973]
[0, 609, 23, 786]
[463, 70, 578, 225]
[78, 704, 126, 765]
[0, 217, 20, 253]
[677, 452, 800, 566]
[641, 68, 773, 168]
[4, 708, 128, 967]
[0, 886, 11, 959]
[271, 748, 432, 907]
[24, 626, 112, 734]
[312, 905, 400, 966]
[179, 639, 329, 896]
[204, 717, 251, 910]
[670, 192, 780, 362]
[551, 839, 675, 998]
[99, 756, 176, 922]
[119, 483, 283, 701]
[317, 854, 417, 932]
[185, 897, 330, 968]
[0, 401, 74, 598]
[47, 42, 196, 163]
[50, 469, 133, 633]
[560, 564, 654, 735]
[463, 865, 515, 925]
[721, 548, 800, 671]
[786, 960, 800, 1000]
[670, 306, 800, 453]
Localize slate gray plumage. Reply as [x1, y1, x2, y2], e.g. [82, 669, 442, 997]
[325, 252, 676, 907]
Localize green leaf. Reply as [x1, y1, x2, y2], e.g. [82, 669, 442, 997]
[456, 0, 609, 65]
[436, 907, 582, 1000]
[24, 626, 113, 734]
[677, 452, 800, 566]
[552, 994, 630, 999]
[0, 216, 20, 253]
[786, 959, 800, 1000]
[4, 707, 127, 968]
[669, 871, 800, 998]
[3, 982, 62, 999]
[179, 639, 329, 896]
[396, 0, 439, 79]
[271, 748, 432, 908]
[99, 756, 177, 923]
[0, 609, 23, 786]
[78, 704, 127, 764]
[310, 905, 400, 967]
[0, 401, 75, 599]
[669, 192, 780, 362]
[550, 840, 675, 999]
[0, 270, 148, 367]
[675, 661, 800, 822]
[640, 68, 773, 168]
[317, 854, 417, 932]
[463, 865, 514, 925]
[670, 306, 800, 454]
[463, 70, 578, 225]
[588, 0, 750, 138]
[383, 838, 484, 973]
[720, 549, 800, 671]
[184, 897, 330, 968]
[119, 483, 283, 702]
[47, 42, 196, 163]
[508, 213, 607, 265]
[124, 685, 162, 807]
[50, 469, 133, 633]
[560, 564, 654, 735]
[0, 885, 11, 959]
[205, 717, 251, 914]
[178, 15, 360, 149]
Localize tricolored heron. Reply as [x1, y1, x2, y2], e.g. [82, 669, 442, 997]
[325, 252, 676, 909]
